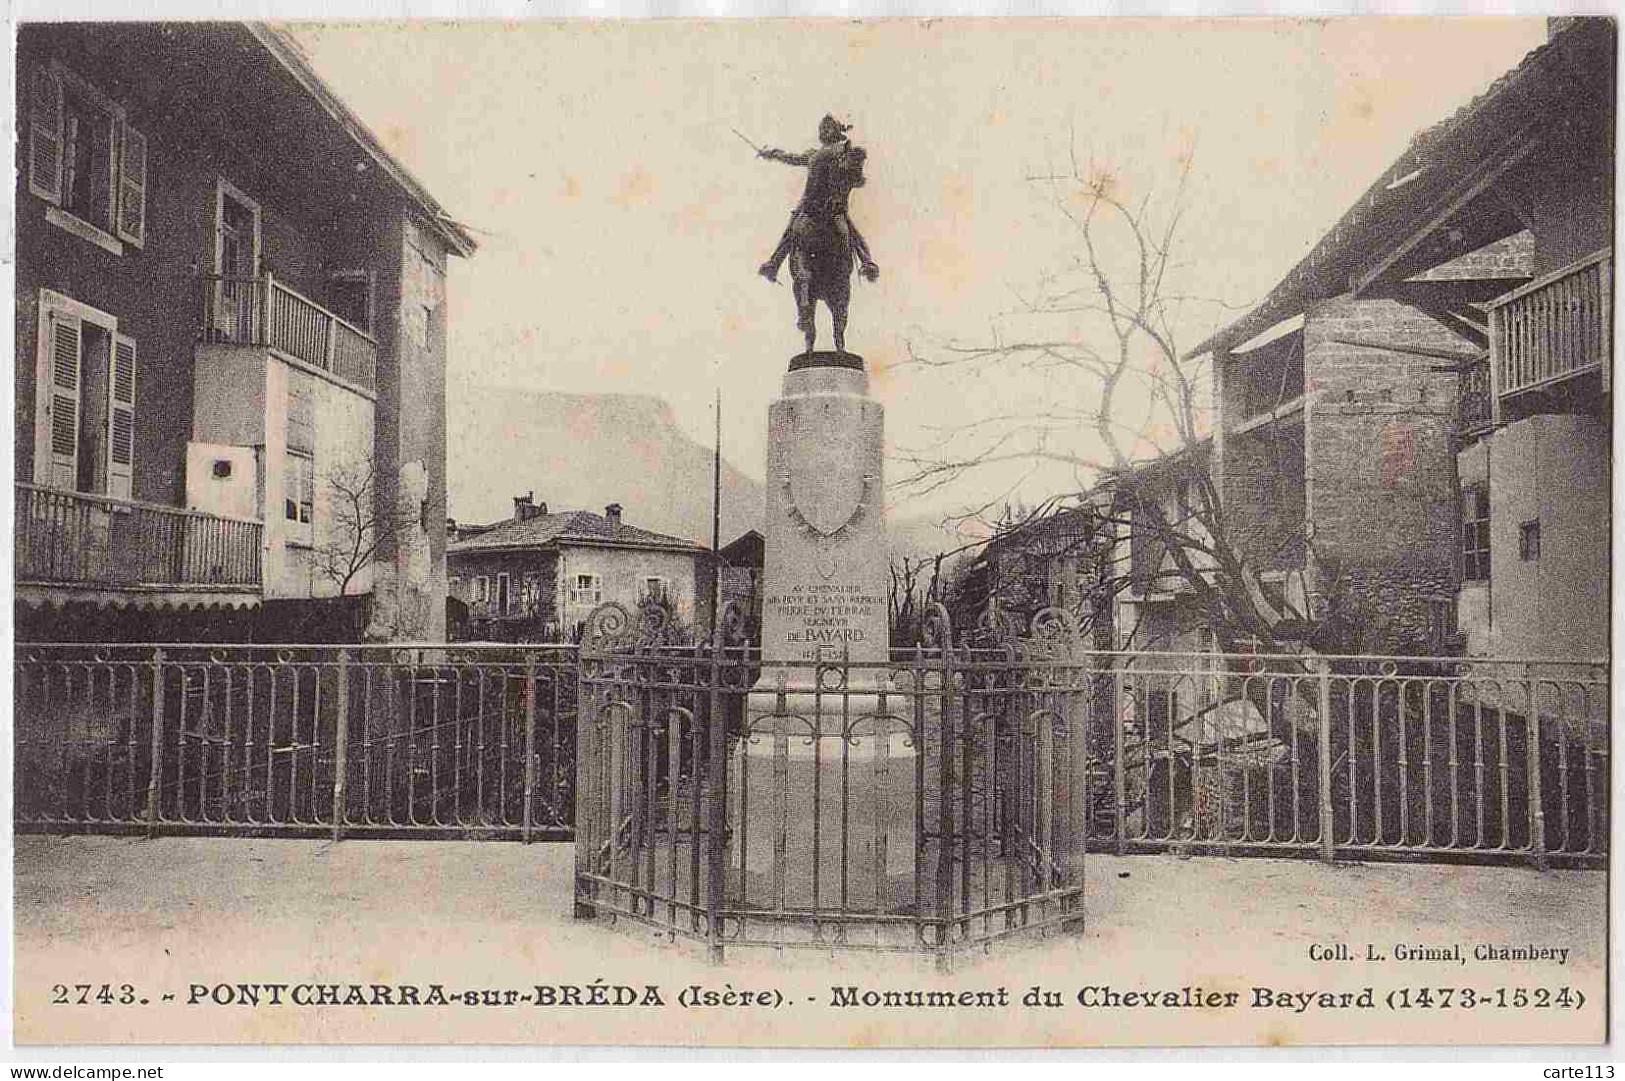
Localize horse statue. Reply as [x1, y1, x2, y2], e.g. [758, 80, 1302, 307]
[754, 116, 881, 356]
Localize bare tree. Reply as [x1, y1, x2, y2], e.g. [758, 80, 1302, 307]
[901, 146, 1339, 654]
[888, 552, 943, 644]
[314, 458, 416, 598]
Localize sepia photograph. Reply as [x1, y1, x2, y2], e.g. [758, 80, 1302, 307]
[8, 12, 1614, 1052]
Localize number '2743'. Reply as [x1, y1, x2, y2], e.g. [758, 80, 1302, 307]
[51, 983, 141, 1005]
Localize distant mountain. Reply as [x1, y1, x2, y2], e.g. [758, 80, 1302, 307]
[448, 387, 763, 546]
[447, 385, 981, 562]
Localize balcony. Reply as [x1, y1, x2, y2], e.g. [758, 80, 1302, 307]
[16, 483, 262, 599]
[200, 274, 377, 393]
[1488, 248, 1612, 406]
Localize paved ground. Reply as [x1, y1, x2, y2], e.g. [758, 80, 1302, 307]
[12, 834, 1608, 1047]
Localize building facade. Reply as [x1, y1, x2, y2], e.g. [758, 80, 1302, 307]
[1193, 17, 1612, 659]
[15, 22, 475, 641]
[969, 20, 1612, 666]
[951, 504, 1109, 645]
[447, 495, 710, 642]
[716, 529, 764, 645]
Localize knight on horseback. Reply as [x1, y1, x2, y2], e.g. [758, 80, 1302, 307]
[758, 116, 880, 286]
[754, 115, 880, 354]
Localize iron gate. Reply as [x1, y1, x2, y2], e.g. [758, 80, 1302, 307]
[571, 603, 1090, 969]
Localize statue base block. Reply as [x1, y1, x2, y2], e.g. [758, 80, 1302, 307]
[788, 350, 864, 372]
[728, 724, 926, 909]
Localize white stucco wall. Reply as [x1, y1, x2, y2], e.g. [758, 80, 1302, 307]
[192, 346, 377, 601]
[1457, 414, 1610, 658]
[557, 546, 701, 631]
[185, 443, 260, 522]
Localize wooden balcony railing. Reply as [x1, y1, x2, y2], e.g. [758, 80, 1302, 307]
[16, 483, 262, 591]
[200, 273, 377, 393]
[1489, 248, 1612, 403]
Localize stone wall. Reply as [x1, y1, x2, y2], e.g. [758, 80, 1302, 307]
[1218, 423, 1305, 574]
[1302, 293, 1464, 653]
[1407, 232, 1532, 283]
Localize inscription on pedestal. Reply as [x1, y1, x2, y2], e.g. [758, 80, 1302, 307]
[764, 582, 886, 660]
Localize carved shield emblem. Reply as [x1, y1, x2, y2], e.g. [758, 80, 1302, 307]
[786, 397, 868, 536]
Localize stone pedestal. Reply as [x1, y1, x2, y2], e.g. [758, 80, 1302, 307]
[749, 354, 891, 728]
[737, 353, 913, 907]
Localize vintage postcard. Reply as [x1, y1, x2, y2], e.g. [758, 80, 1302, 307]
[9, 15, 1613, 1051]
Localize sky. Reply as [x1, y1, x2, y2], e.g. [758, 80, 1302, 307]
[290, 18, 1548, 525]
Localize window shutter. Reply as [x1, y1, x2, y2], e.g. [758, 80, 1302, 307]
[42, 310, 82, 490]
[108, 334, 137, 500]
[300, 456, 315, 522]
[117, 122, 147, 247]
[286, 369, 315, 454]
[29, 66, 63, 204]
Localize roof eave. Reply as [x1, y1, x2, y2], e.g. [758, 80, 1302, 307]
[449, 537, 708, 557]
[1187, 22, 1590, 360]
[247, 23, 478, 258]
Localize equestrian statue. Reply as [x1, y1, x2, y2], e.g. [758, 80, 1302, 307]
[751, 115, 880, 356]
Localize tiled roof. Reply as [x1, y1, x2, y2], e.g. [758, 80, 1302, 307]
[449, 510, 706, 554]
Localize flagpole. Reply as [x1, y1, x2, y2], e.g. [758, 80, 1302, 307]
[710, 387, 722, 639]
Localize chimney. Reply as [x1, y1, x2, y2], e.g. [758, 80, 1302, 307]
[513, 491, 536, 521]
[605, 503, 623, 528]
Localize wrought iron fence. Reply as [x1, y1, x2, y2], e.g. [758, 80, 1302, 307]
[14, 644, 577, 840]
[568, 602, 1606, 968]
[1090, 650, 1608, 868]
[572, 603, 1089, 970]
[16, 618, 1608, 895]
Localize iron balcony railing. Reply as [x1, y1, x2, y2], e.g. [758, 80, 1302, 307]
[16, 483, 262, 590]
[200, 273, 377, 393]
[1489, 248, 1612, 402]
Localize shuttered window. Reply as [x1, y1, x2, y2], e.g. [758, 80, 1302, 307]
[35, 292, 129, 498]
[30, 63, 148, 251]
[116, 121, 146, 247]
[108, 334, 136, 499]
[29, 65, 63, 203]
[570, 574, 603, 606]
[286, 369, 315, 454]
[45, 310, 81, 490]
